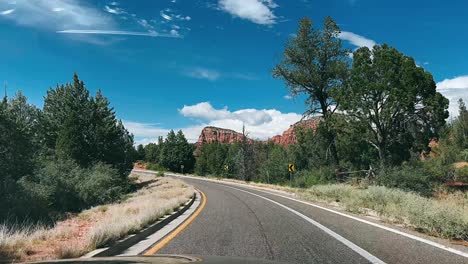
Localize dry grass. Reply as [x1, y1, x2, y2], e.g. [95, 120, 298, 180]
[0, 174, 194, 262]
[297, 184, 468, 240]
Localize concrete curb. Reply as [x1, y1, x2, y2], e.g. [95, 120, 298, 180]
[82, 193, 196, 258]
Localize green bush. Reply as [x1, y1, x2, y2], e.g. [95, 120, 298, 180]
[78, 163, 127, 205]
[422, 158, 453, 183]
[292, 168, 336, 188]
[454, 166, 468, 182]
[20, 158, 128, 214]
[146, 163, 164, 171]
[376, 164, 434, 196]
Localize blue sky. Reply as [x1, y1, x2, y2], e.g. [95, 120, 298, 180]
[1, 0, 468, 144]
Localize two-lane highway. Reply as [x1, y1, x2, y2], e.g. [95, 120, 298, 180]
[154, 176, 467, 264]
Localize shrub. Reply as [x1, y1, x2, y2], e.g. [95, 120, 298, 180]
[20, 158, 129, 214]
[24, 158, 85, 212]
[300, 184, 468, 240]
[454, 166, 468, 182]
[292, 167, 336, 188]
[376, 164, 434, 196]
[77, 163, 128, 205]
[146, 163, 164, 171]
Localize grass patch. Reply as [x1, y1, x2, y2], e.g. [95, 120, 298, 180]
[0, 174, 194, 262]
[298, 184, 468, 240]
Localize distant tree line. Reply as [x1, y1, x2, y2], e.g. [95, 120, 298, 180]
[0, 74, 137, 223]
[136, 130, 195, 173]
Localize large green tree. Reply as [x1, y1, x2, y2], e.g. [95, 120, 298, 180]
[339, 44, 449, 166]
[44, 74, 135, 173]
[160, 130, 195, 172]
[273, 16, 349, 165]
[0, 94, 44, 220]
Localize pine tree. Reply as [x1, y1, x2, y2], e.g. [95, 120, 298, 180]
[43, 73, 92, 164]
[273, 17, 349, 165]
[160, 130, 195, 172]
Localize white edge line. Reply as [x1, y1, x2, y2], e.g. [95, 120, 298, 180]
[223, 185, 386, 264]
[164, 172, 468, 259]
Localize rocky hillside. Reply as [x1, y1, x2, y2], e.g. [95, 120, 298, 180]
[196, 118, 320, 147]
[268, 118, 320, 146]
[196, 126, 252, 146]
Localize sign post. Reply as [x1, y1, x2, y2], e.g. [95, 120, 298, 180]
[181, 164, 184, 174]
[288, 163, 295, 186]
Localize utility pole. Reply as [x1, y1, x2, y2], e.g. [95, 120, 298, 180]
[3, 81, 7, 98]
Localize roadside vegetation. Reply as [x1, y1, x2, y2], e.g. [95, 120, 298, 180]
[136, 17, 468, 241]
[1, 74, 137, 225]
[0, 173, 194, 262]
[135, 130, 195, 174]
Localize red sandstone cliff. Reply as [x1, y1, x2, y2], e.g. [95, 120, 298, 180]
[196, 118, 320, 147]
[196, 126, 252, 146]
[268, 118, 320, 146]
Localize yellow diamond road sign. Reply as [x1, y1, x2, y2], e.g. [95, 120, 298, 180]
[288, 163, 295, 173]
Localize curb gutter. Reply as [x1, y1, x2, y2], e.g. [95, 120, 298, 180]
[82, 193, 196, 258]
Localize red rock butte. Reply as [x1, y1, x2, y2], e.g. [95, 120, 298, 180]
[268, 118, 320, 146]
[196, 118, 320, 147]
[196, 126, 253, 146]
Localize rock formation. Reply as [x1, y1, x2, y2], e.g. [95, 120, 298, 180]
[196, 118, 320, 147]
[196, 126, 251, 146]
[268, 118, 320, 146]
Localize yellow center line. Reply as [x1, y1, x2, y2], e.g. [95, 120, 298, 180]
[143, 189, 207, 255]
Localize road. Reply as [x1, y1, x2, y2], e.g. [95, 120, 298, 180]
[156, 176, 467, 264]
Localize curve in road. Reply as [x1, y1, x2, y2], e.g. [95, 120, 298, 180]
[154, 176, 467, 264]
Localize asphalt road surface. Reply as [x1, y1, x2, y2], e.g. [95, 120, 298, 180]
[157, 176, 467, 264]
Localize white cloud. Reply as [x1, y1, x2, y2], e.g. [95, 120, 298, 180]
[137, 18, 153, 30]
[180, 102, 273, 126]
[127, 102, 302, 144]
[339, 31, 376, 50]
[180, 102, 301, 141]
[1, 9, 15, 15]
[184, 67, 257, 81]
[170, 29, 180, 37]
[179, 102, 302, 140]
[1, 1, 181, 42]
[160, 10, 172, 20]
[179, 102, 231, 120]
[122, 121, 170, 145]
[160, 10, 191, 22]
[0, 0, 112, 30]
[437, 76, 468, 90]
[57, 29, 181, 38]
[185, 68, 221, 81]
[104, 5, 124, 15]
[123, 121, 170, 138]
[218, 0, 278, 25]
[437, 75, 468, 118]
[284, 95, 292, 100]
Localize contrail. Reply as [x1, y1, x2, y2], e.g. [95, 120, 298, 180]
[57, 29, 181, 38]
